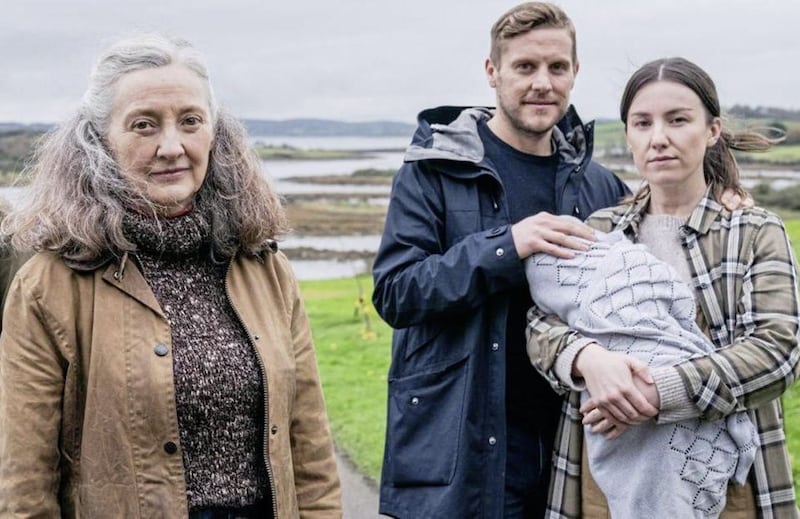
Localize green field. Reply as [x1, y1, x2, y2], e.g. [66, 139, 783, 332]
[254, 144, 363, 161]
[593, 119, 800, 165]
[301, 223, 800, 493]
[593, 119, 625, 150]
[300, 278, 391, 479]
[747, 144, 800, 164]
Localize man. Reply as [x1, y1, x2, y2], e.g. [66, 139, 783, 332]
[372, 3, 629, 517]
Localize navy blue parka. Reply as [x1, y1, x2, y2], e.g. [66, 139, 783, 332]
[372, 106, 629, 518]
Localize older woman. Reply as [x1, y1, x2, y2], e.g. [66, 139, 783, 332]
[528, 57, 800, 517]
[0, 34, 341, 518]
[0, 200, 27, 331]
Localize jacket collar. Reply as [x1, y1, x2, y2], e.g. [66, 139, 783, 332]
[100, 256, 164, 317]
[403, 105, 593, 170]
[616, 187, 722, 237]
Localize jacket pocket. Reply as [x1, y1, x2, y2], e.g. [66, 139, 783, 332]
[385, 356, 469, 486]
[402, 321, 444, 361]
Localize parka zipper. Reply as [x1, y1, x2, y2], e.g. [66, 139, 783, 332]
[223, 259, 279, 519]
[560, 164, 582, 215]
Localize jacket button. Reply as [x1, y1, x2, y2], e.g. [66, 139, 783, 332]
[491, 343, 499, 351]
[495, 248, 505, 257]
[271, 425, 278, 435]
[164, 441, 178, 454]
[154, 343, 169, 356]
[488, 436, 497, 446]
[410, 397, 420, 405]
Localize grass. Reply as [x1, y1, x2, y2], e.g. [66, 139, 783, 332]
[254, 144, 364, 161]
[593, 120, 626, 150]
[781, 216, 800, 487]
[300, 276, 391, 479]
[786, 382, 800, 491]
[302, 225, 800, 494]
[286, 201, 387, 235]
[592, 119, 800, 166]
[742, 144, 800, 164]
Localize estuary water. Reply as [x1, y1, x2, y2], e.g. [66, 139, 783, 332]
[0, 136, 408, 280]
[2, 134, 797, 280]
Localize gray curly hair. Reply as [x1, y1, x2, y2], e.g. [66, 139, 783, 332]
[3, 33, 287, 262]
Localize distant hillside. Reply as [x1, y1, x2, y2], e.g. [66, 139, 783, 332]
[728, 105, 800, 121]
[242, 118, 415, 137]
[0, 119, 416, 137]
[0, 122, 53, 134]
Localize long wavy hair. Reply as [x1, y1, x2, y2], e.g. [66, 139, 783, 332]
[2, 33, 287, 262]
[620, 57, 780, 203]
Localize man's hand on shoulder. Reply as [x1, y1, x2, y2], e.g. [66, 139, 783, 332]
[511, 212, 595, 259]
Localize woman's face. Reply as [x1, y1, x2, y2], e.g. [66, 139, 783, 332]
[625, 80, 720, 195]
[106, 64, 214, 216]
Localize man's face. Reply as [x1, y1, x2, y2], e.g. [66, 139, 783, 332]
[486, 27, 578, 145]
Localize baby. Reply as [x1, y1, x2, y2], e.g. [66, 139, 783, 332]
[525, 223, 757, 518]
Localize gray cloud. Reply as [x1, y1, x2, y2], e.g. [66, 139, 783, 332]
[1, 0, 797, 123]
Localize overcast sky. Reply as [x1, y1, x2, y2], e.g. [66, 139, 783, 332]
[2, 0, 797, 125]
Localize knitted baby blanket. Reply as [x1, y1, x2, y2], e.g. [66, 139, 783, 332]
[526, 229, 758, 518]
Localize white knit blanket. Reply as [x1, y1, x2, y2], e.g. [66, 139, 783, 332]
[526, 230, 758, 518]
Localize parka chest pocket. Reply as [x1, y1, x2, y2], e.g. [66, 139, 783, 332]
[442, 177, 503, 246]
[385, 356, 469, 486]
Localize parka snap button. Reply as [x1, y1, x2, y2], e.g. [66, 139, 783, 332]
[495, 248, 505, 257]
[491, 343, 499, 351]
[271, 425, 278, 435]
[164, 441, 178, 454]
[488, 436, 497, 446]
[410, 397, 420, 406]
[154, 343, 169, 356]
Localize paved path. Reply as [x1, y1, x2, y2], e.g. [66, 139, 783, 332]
[335, 449, 381, 518]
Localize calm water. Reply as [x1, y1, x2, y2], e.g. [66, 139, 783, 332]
[281, 235, 382, 252]
[0, 136, 405, 280]
[3, 135, 798, 280]
[267, 151, 402, 178]
[250, 135, 410, 151]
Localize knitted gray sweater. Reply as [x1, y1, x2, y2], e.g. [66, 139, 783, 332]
[124, 208, 267, 510]
[526, 229, 758, 518]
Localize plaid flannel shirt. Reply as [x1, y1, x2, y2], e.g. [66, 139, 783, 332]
[527, 192, 800, 518]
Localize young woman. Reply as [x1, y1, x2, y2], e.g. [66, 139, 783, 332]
[528, 57, 800, 518]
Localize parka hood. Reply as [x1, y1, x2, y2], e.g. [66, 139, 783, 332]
[404, 105, 595, 169]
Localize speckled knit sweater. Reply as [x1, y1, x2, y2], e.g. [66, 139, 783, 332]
[123, 207, 268, 511]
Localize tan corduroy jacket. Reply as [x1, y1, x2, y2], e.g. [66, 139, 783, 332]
[0, 204, 30, 333]
[0, 249, 342, 518]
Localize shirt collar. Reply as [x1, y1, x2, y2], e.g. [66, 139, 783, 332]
[615, 186, 721, 237]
